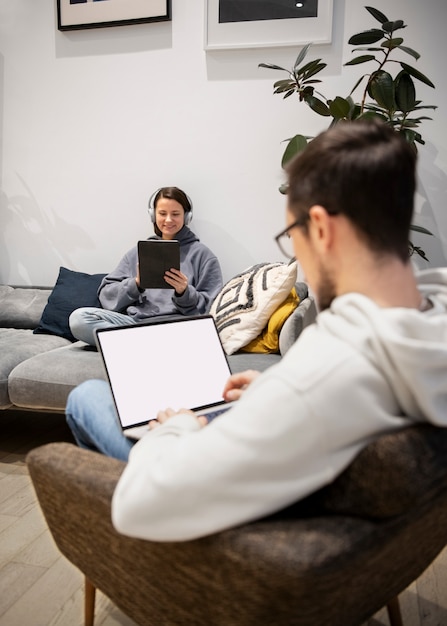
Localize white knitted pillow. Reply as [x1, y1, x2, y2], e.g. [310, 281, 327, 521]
[210, 261, 297, 355]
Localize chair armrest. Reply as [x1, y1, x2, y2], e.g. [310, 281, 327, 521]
[27, 442, 124, 505]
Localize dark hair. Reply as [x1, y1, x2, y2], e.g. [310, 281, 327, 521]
[286, 120, 417, 262]
[152, 187, 192, 236]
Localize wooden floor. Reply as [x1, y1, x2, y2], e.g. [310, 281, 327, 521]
[1, 409, 447, 626]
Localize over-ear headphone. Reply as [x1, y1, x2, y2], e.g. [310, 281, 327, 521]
[148, 188, 193, 226]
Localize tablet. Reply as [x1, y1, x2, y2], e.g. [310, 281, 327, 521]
[138, 240, 180, 289]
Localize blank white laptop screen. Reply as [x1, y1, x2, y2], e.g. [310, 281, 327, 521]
[95, 316, 233, 436]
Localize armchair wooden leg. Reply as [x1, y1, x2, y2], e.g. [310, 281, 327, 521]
[85, 577, 96, 626]
[386, 596, 403, 626]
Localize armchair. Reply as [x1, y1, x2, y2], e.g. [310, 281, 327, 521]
[27, 423, 447, 626]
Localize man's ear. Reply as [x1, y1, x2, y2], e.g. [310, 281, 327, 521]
[308, 205, 334, 252]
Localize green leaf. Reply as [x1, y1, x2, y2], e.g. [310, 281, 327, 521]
[345, 54, 376, 66]
[381, 37, 404, 49]
[400, 62, 435, 88]
[382, 20, 405, 33]
[329, 96, 351, 119]
[399, 128, 423, 148]
[395, 72, 416, 113]
[258, 62, 288, 72]
[365, 6, 389, 24]
[304, 95, 331, 116]
[348, 29, 384, 45]
[358, 110, 388, 123]
[413, 105, 437, 111]
[348, 74, 368, 96]
[300, 61, 327, 80]
[273, 79, 295, 90]
[409, 243, 429, 261]
[410, 224, 434, 236]
[351, 47, 383, 52]
[369, 70, 395, 111]
[398, 45, 420, 61]
[283, 90, 295, 99]
[281, 135, 308, 167]
[293, 43, 312, 71]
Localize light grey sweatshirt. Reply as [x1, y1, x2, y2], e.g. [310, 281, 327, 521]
[112, 268, 447, 542]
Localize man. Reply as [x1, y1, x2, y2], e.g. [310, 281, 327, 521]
[68, 120, 447, 542]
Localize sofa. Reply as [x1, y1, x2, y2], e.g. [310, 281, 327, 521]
[0, 263, 317, 414]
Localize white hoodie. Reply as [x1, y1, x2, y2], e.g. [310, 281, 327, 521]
[112, 268, 447, 542]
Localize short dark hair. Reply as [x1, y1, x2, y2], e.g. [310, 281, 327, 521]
[286, 120, 417, 262]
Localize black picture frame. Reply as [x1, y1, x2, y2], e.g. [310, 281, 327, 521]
[57, 0, 171, 32]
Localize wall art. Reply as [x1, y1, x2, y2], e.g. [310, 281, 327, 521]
[57, 0, 171, 32]
[204, 0, 333, 50]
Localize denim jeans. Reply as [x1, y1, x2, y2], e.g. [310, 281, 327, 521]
[69, 307, 138, 346]
[66, 379, 135, 461]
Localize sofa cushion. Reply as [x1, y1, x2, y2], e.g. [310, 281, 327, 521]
[34, 267, 106, 342]
[0, 329, 70, 408]
[0, 286, 52, 329]
[8, 342, 106, 411]
[210, 262, 297, 355]
[241, 288, 299, 354]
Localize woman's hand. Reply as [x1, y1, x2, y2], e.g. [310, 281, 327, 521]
[135, 264, 141, 290]
[165, 268, 188, 295]
[222, 370, 260, 402]
[149, 407, 208, 430]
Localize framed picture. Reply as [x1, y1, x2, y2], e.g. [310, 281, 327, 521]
[204, 0, 333, 50]
[57, 0, 171, 32]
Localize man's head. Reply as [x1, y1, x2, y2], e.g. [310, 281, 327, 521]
[285, 120, 417, 309]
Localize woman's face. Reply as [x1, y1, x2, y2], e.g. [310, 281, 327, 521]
[155, 197, 185, 239]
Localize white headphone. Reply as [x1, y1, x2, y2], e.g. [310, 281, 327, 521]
[148, 188, 193, 226]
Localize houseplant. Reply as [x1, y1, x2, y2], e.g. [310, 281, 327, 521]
[259, 5, 437, 260]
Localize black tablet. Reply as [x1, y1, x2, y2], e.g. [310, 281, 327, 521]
[138, 240, 180, 289]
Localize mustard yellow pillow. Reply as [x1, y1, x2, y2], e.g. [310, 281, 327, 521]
[241, 288, 299, 354]
[210, 261, 298, 355]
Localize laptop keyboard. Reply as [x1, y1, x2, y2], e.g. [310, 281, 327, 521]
[201, 406, 231, 422]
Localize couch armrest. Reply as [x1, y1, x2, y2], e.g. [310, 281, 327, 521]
[279, 294, 317, 356]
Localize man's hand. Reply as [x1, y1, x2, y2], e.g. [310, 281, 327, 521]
[222, 370, 260, 402]
[149, 407, 208, 430]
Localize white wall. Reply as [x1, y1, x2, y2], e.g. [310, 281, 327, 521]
[1, 0, 446, 286]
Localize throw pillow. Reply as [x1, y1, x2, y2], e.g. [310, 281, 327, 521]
[33, 267, 106, 342]
[241, 288, 299, 354]
[210, 261, 297, 355]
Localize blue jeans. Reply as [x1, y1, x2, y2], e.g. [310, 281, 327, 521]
[69, 307, 138, 346]
[66, 379, 135, 461]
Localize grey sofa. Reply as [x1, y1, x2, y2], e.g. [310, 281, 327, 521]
[0, 282, 316, 413]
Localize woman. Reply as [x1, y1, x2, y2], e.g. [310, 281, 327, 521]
[69, 186, 223, 345]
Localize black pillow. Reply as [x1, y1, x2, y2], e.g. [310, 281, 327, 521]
[33, 267, 106, 342]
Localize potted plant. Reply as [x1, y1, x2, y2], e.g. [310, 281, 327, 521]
[259, 5, 437, 260]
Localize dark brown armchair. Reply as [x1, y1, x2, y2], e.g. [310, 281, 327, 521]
[27, 423, 447, 626]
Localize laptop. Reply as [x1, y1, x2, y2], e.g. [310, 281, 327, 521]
[95, 315, 235, 440]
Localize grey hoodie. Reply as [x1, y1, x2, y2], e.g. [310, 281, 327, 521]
[98, 226, 223, 320]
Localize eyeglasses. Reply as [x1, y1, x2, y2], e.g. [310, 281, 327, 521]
[274, 215, 309, 260]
